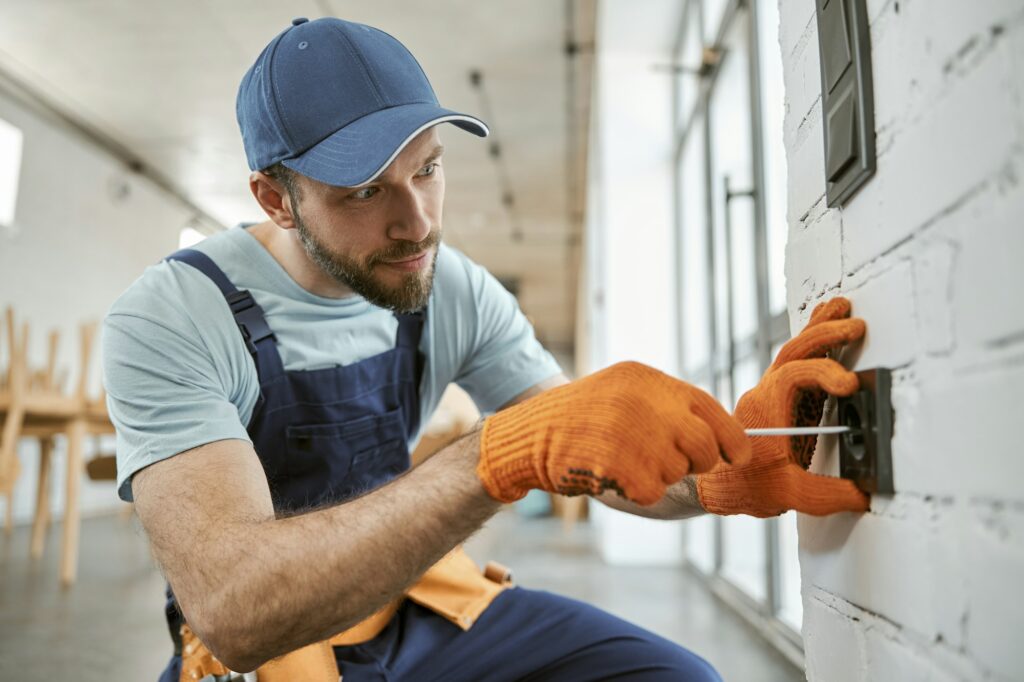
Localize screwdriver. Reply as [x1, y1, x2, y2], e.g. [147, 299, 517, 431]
[744, 426, 852, 436]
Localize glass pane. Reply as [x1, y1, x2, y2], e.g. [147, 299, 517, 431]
[711, 10, 767, 606]
[708, 11, 756, 360]
[676, 3, 704, 131]
[721, 515, 767, 602]
[711, 181, 730, 368]
[732, 355, 761, 409]
[778, 511, 803, 631]
[730, 195, 758, 343]
[756, 0, 789, 315]
[685, 514, 716, 574]
[680, 115, 711, 374]
[703, 0, 730, 42]
[715, 370, 732, 410]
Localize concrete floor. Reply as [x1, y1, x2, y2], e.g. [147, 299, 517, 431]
[0, 509, 803, 681]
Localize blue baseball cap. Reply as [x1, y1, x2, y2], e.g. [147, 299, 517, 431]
[237, 17, 489, 187]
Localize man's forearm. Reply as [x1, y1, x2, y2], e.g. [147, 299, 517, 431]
[594, 475, 706, 520]
[207, 428, 501, 670]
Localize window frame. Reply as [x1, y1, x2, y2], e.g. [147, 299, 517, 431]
[672, 0, 802, 668]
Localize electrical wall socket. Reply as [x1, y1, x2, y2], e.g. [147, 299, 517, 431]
[837, 367, 894, 494]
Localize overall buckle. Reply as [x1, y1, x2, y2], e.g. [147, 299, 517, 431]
[225, 290, 276, 355]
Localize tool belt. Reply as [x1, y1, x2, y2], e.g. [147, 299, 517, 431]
[180, 546, 513, 682]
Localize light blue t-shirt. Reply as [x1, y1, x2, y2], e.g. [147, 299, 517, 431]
[102, 226, 561, 502]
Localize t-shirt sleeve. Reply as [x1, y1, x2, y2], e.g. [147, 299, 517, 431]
[443, 249, 563, 413]
[102, 266, 256, 502]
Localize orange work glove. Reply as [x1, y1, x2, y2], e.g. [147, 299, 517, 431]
[477, 361, 751, 506]
[696, 297, 870, 517]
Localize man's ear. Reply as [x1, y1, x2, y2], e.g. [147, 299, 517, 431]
[250, 172, 298, 230]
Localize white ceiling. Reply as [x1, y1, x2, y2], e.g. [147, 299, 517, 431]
[0, 0, 594, 350]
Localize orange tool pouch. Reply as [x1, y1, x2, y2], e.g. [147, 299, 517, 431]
[180, 546, 512, 681]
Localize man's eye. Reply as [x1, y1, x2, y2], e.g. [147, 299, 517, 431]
[419, 163, 438, 176]
[351, 187, 378, 200]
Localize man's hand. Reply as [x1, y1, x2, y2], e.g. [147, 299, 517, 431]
[696, 297, 870, 518]
[476, 361, 751, 506]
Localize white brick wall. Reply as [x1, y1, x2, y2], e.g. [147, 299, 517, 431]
[0, 87, 196, 525]
[779, 0, 1024, 679]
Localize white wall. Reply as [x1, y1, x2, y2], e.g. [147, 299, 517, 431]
[582, 0, 686, 566]
[0, 86, 212, 525]
[779, 0, 1024, 679]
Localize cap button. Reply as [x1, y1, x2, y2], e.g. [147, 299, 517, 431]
[291, 17, 309, 26]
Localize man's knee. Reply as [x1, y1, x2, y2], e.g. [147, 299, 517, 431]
[608, 633, 722, 682]
[651, 641, 722, 682]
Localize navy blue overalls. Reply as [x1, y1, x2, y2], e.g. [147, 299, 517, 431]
[156, 248, 722, 682]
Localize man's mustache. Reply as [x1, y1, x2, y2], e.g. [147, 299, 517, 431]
[368, 229, 442, 266]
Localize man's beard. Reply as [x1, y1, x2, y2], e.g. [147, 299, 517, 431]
[294, 211, 441, 314]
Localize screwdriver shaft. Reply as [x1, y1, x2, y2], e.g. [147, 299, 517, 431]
[744, 426, 851, 437]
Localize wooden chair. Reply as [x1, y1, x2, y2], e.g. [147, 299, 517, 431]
[0, 307, 28, 535]
[0, 307, 116, 585]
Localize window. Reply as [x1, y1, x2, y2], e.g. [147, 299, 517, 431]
[178, 225, 207, 249]
[673, 0, 802, 664]
[756, 0, 789, 316]
[678, 110, 710, 379]
[674, 1, 704, 132]
[0, 117, 24, 228]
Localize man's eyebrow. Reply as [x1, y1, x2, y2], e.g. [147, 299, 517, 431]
[422, 145, 445, 164]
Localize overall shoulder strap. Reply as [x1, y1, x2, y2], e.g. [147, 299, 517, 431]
[394, 309, 426, 351]
[166, 248, 284, 380]
[394, 309, 427, 438]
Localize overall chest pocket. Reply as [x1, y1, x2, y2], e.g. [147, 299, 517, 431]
[284, 409, 410, 507]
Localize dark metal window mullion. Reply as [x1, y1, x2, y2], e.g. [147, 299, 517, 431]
[672, 0, 694, 384]
[696, 12, 727, 573]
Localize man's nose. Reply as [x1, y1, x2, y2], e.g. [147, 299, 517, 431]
[386, 186, 433, 243]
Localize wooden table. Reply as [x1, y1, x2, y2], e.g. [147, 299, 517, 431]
[17, 397, 115, 585]
[1, 313, 115, 586]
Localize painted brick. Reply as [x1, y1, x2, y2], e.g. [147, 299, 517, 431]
[1009, 19, 1024, 145]
[785, 112, 827, 223]
[799, 504, 967, 647]
[812, 584, 995, 681]
[962, 503, 1024, 679]
[888, 371, 930, 495]
[780, 0, 1020, 229]
[780, 1, 1024, 679]
[951, 169, 1024, 349]
[784, 205, 843, 313]
[842, 259, 919, 370]
[802, 594, 866, 682]
[778, 0, 907, 108]
[867, 0, 1023, 141]
[864, 629, 963, 682]
[777, 0, 815, 62]
[781, 19, 822, 143]
[912, 239, 958, 356]
[840, 43, 1019, 271]
[901, 362, 1024, 500]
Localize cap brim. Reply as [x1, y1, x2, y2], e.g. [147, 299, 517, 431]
[281, 103, 488, 187]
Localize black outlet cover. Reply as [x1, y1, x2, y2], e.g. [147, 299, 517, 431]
[837, 368, 894, 494]
[816, 0, 876, 207]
